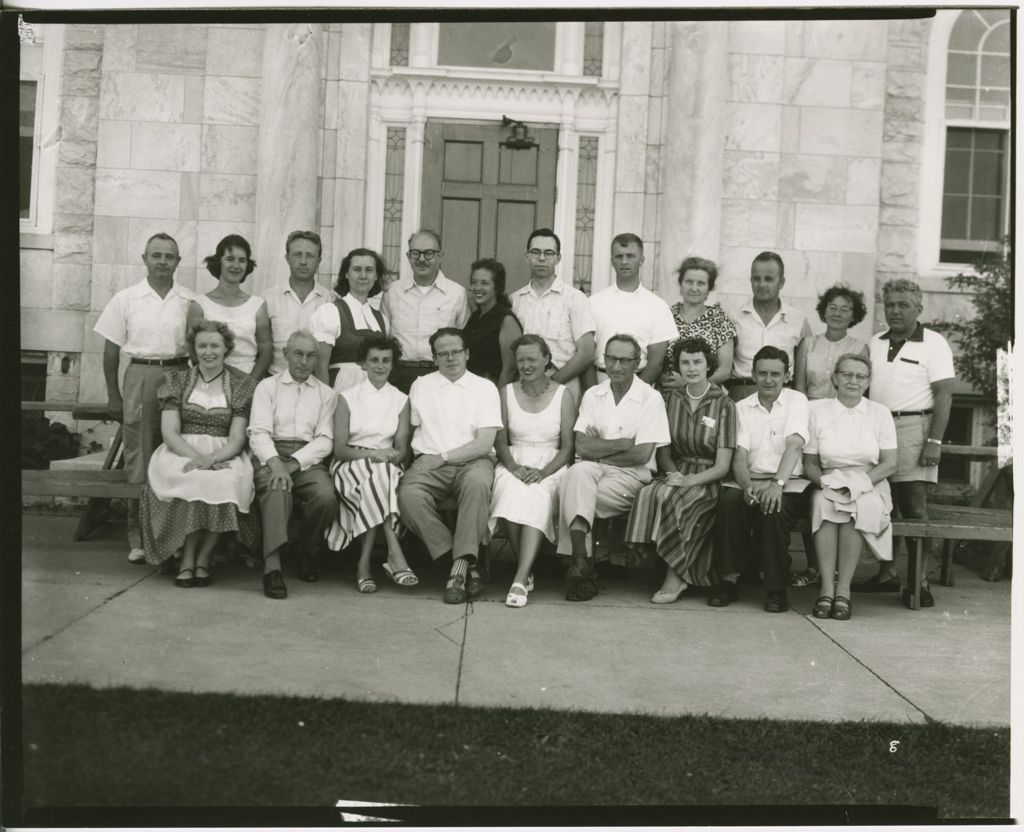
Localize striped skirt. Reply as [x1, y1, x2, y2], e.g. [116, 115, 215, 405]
[326, 456, 404, 552]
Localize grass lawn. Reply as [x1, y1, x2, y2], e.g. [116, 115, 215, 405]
[18, 683, 1010, 821]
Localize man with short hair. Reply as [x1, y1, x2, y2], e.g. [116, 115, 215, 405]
[710, 345, 811, 613]
[728, 251, 812, 402]
[397, 327, 502, 604]
[94, 232, 195, 563]
[380, 229, 472, 394]
[265, 230, 333, 375]
[510, 227, 596, 401]
[853, 278, 955, 609]
[589, 233, 678, 386]
[556, 333, 670, 602]
[248, 330, 338, 599]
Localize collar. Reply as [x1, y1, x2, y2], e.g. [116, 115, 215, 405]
[516, 278, 564, 298]
[608, 282, 646, 297]
[741, 299, 792, 319]
[280, 370, 317, 388]
[397, 272, 453, 294]
[741, 387, 793, 411]
[279, 281, 329, 301]
[879, 322, 924, 342]
[433, 369, 471, 389]
[131, 278, 190, 300]
[357, 377, 390, 396]
[592, 375, 644, 403]
[836, 396, 869, 415]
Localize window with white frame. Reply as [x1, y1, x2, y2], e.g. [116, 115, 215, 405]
[19, 22, 61, 236]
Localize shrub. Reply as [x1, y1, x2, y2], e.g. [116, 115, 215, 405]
[21, 413, 81, 470]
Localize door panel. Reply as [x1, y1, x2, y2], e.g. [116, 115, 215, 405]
[440, 198, 482, 285]
[494, 200, 537, 284]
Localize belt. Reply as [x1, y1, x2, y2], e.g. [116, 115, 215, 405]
[397, 360, 436, 369]
[130, 356, 189, 367]
[891, 408, 933, 418]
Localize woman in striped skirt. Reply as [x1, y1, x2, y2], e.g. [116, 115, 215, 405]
[326, 333, 418, 593]
[624, 337, 737, 603]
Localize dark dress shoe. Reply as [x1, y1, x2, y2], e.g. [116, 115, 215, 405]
[296, 555, 319, 583]
[851, 573, 900, 593]
[707, 581, 739, 607]
[263, 570, 287, 599]
[764, 590, 789, 613]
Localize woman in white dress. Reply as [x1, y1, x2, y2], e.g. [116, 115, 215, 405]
[490, 335, 577, 607]
[188, 234, 272, 378]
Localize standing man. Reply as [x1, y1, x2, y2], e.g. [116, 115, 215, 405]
[94, 232, 195, 563]
[853, 278, 955, 609]
[729, 251, 812, 402]
[589, 233, 678, 386]
[265, 230, 332, 375]
[397, 328, 502, 604]
[556, 334, 670, 602]
[510, 228, 596, 401]
[380, 229, 472, 394]
[247, 331, 338, 600]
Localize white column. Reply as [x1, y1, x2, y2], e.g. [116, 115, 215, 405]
[400, 107, 427, 281]
[363, 104, 386, 252]
[554, 103, 579, 285]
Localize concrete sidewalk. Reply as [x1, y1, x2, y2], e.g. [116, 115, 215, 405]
[21, 512, 1011, 727]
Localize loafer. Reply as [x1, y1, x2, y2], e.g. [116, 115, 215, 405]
[263, 569, 287, 599]
[764, 590, 789, 613]
[707, 581, 739, 607]
[466, 567, 485, 599]
[902, 586, 935, 609]
[296, 555, 319, 583]
[851, 573, 900, 593]
[443, 574, 467, 605]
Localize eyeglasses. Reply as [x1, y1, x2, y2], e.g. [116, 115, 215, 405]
[434, 349, 466, 360]
[604, 355, 639, 366]
[408, 249, 440, 261]
[527, 248, 559, 260]
[836, 371, 869, 382]
[826, 304, 853, 314]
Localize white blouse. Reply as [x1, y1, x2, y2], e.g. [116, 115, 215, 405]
[309, 295, 385, 353]
[806, 396, 898, 469]
[341, 379, 408, 449]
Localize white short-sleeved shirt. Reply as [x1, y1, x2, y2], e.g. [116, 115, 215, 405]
[380, 273, 471, 362]
[589, 284, 679, 371]
[341, 379, 407, 450]
[93, 279, 196, 358]
[510, 278, 595, 371]
[806, 396, 898, 469]
[409, 371, 502, 456]
[575, 376, 671, 470]
[731, 300, 812, 379]
[736, 387, 810, 478]
[868, 325, 955, 412]
[264, 281, 333, 374]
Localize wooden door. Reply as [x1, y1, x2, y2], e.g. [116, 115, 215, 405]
[421, 121, 557, 293]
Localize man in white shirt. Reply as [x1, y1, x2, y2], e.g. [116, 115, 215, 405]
[93, 232, 195, 563]
[510, 228, 596, 401]
[853, 278, 955, 609]
[711, 346, 811, 613]
[729, 251, 812, 402]
[264, 230, 332, 375]
[248, 331, 338, 599]
[588, 233, 678, 386]
[380, 229, 472, 394]
[557, 334, 670, 602]
[397, 327, 502, 604]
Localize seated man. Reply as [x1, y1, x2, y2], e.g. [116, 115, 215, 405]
[556, 333, 670, 602]
[397, 327, 502, 604]
[711, 345, 811, 613]
[248, 330, 338, 599]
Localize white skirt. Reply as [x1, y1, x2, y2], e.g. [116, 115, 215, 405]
[146, 433, 255, 511]
[488, 444, 564, 541]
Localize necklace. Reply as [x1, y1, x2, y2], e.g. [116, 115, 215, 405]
[198, 368, 224, 385]
[685, 381, 711, 400]
[521, 379, 551, 398]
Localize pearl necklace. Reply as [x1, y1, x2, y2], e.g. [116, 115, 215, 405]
[521, 379, 551, 398]
[685, 381, 711, 400]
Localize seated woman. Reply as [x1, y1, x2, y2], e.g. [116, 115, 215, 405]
[326, 332, 417, 593]
[463, 258, 522, 385]
[489, 335, 576, 607]
[803, 353, 898, 621]
[310, 247, 388, 392]
[625, 337, 736, 603]
[140, 320, 259, 586]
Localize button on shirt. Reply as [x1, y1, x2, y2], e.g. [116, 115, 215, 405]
[806, 396, 898, 469]
[589, 284, 679, 371]
[247, 370, 337, 470]
[511, 279, 595, 370]
[732, 301, 812, 379]
[264, 282, 333, 373]
[380, 273, 471, 362]
[868, 325, 955, 412]
[736, 387, 810, 480]
[575, 376, 671, 470]
[93, 279, 195, 358]
[409, 371, 502, 456]
[341, 379, 408, 450]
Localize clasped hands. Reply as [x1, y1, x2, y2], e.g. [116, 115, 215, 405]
[182, 452, 230, 473]
[513, 465, 545, 484]
[743, 480, 785, 514]
[265, 455, 301, 491]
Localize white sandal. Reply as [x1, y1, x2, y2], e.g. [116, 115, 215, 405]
[505, 582, 530, 608]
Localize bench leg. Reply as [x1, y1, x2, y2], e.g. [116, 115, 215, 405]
[73, 425, 125, 542]
[940, 540, 955, 587]
[982, 542, 1011, 582]
[906, 538, 922, 611]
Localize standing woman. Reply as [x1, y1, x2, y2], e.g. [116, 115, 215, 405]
[626, 337, 736, 603]
[661, 257, 736, 390]
[463, 258, 523, 385]
[794, 284, 869, 400]
[188, 234, 272, 379]
[310, 247, 388, 392]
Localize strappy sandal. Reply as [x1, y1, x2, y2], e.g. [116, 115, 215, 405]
[193, 565, 211, 588]
[175, 568, 195, 588]
[812, 596, 833, 619]
[831, 595, 852, 621]
[565, 575, 599, 602]
[505, 582, 529, 608]
[357, 577, 378, 594]
[383, 563, 419, 587]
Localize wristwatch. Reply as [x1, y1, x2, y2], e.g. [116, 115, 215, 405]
[773, 477, 786, 487]
[441, 451, 449, 463]
[925, 438, 942, 446]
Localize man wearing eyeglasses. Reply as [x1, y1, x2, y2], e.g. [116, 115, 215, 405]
[398, 327, 502, 604]
[380, 229, 472, 394]
[510, 228, 596, 401]
[556, 333, 670, 602]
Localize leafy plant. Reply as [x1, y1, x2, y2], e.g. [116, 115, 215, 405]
[21, 413, 81, 470]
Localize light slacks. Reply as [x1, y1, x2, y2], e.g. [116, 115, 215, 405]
[555, 461, 651, 556]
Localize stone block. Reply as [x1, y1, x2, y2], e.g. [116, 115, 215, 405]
[776, 201, 795, 250]
[876, 225, 917, 272]
[54, 233, 93, 265]
[62, 48, 103, 97]
[179, 172, 199, 221]
[89, 264, 131, 310]
[54, 214, 95, 235]
[95, 169, 181, 219]
[880, 206, 919, 227]
[778, 250, 845, 299]
[135, 24, 207, 75]
[724, 102, 782, 153]
[779, 154, 847, 203]
[128, 219, 198, 268]
[201, 124, 259, 175]
[61, 96, 100, 143]
[780, 105, 800, 153]
[100, 72, 187, 123]
[886, 95, 924, 121]
[54, 167, 96, 215]
[851, 62, 886, 109]
[793, 204, 879, 253]
[886, 69, 925, 98]
[205, 27, 264, 77]
[96, 120, 132, 168]
[203, 76, 260, 126]
[21, 309, 86, 352]
[728, 53, 784, 104]
[183, 75, 205, 124]
[842, 251, 877, 286]
[321, 129, 337, 180]
[647, 45, 665, 99]
[882, 119, 924, 145]
[20, 249, 54, 309]
[803, 21, 887, 61]
[618, 22, 653, 96]
[93, 216, 131, 265]
[646, 95, 663, 146]
[59, 141, 97, 167]
[846, 157, 882, 205]
[612, 193, 644, 239]
[614, 96, 649, 188]
[881, 140, 921, 163]
[198, 173, 257, 222]
[130, 122, 202, 172]
[102, 25, 137, 73]
[887, 42, 925, 70]
[890, 18, 931, 43]
[52, 263, 93, 311]
[728, 20, 786, 55]
[785, 20, 804, 56]
[82, 310, 104, 353]
[799, 107, 883, 157]
[337, 24, 372, 83]
[174, 267, 198, 292]
[783, 58, 852, 107]
[326, 29, 342, 82]
[722, 151, 780, 200]
[721, 199, 778, 248]
[879, 161, 919, 208]
[77, 352, 108, 402]
[65, 25, 105, 50]
[644, 144, 662, 195]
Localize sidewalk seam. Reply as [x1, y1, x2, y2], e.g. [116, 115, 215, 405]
[453, 603, 471, 705]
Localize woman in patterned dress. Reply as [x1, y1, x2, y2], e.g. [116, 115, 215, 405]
[661, 256, 736, 390]
[626, 337, 737, 603]
[326, 332, 416, 593]
[140, 320, 259, 587]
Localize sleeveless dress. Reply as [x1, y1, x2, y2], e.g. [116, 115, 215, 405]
[140, 365, 259, 564]
[464, 305, 520, 383]
[194, 294, 265, 375]
[803, 332, 867, 399]
[309, 296, 387, 393]
[488, 383, 568, 541]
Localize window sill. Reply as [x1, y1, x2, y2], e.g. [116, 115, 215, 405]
[20, 231, 55, 251]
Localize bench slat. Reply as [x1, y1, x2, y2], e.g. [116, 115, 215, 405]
[22, 470, 139, 499]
